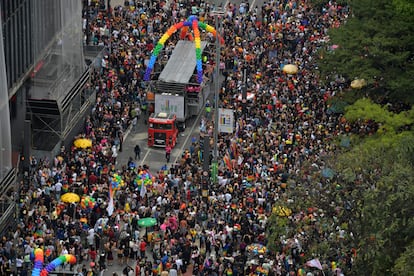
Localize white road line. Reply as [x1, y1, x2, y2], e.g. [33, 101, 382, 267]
[173, 110, 204, 164]
[140, 145, 152, 166]
[224, 0, 230, 9]
[249, 0, 257, 12]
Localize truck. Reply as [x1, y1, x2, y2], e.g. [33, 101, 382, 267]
[146, 40, 212, 131]
[147, 112, 179, 148]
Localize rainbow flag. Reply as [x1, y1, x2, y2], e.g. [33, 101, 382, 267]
[198, 150, 202, 163]
[223, 152, 232, 170]
[106, 183, 114, 216]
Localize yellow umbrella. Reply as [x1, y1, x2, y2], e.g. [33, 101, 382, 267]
[272, 206, 292, 217]
[74, 138, 92, 149]
[282, 64, 298, 74]
[60, 192, 80, 203]
[350, 79, 366, 89]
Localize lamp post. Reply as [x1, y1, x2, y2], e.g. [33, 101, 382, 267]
[210, 5, 224, 185]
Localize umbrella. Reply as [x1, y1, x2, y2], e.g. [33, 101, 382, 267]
[160, 223, 168, 231]
[322, 168, 335, 179]
[60, 192, 80, 203]
[350, 79, 366, 89]
[74, 138, 92, 149]
[272, 206, 292, 217]
[340, 136, 351, 148]
[237, 92, 255, 101]
[282, 64, 298, 74]
[138, 217, 157, 228]
[246, 243, 267, 254]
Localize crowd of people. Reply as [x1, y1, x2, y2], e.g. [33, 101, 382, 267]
[0, 0, 361, 275]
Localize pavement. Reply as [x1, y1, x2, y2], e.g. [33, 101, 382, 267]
[74, 0, 259, 274]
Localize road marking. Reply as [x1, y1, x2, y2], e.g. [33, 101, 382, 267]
[140, 146, 152, 166]
[250, 0, 257, 12]
[173, 109, 204, 165]
[224, 0, 229, 9]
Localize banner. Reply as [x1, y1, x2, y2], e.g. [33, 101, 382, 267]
[155, 94, 185, 120]
[218, 108, 234, 133]
[306, 258, 323, 270]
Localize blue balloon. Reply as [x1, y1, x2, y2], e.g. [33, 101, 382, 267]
[184, 21, 191, 27]
[149, 55, 157, 63]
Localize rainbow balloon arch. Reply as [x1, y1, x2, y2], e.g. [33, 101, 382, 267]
[144, 15, 224, 84]
[32, 248, 76, 276]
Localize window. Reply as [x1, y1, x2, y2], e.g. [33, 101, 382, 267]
[152, 123, 173, 130]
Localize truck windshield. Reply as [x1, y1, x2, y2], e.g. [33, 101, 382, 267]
[151, 123, 173, 130]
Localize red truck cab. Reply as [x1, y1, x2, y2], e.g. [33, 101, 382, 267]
[148, 112, 178, 148]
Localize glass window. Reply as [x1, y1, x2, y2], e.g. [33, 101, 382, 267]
[153, 123, 173, 130]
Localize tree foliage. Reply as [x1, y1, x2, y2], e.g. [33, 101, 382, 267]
[344, 98, 414, 132]
[332, 101, 414, 274]
[318, 0, 414, 103]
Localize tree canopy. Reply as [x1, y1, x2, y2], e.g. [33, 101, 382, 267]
[318, 0, 414, 104]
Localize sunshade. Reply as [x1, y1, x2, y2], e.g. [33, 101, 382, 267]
[272, 206, 292, 217]
[350, 79, 366, 89]
[73, 138, 92, 149]
[60, 192, 80, 203]
[138, 217, 157, 228]
[282, 64, 298, 74]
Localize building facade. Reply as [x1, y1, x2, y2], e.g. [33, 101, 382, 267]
[0, 0, 94, 233]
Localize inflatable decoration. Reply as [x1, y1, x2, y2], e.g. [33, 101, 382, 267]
[111, 173, 124, 190]
[144, 15, 224, 84]
[80, 196, 97, 210]
[134, 170, 154, 189]
[32, 248, 44, 276]
[31, 248, 76, 276]
[246, 243, 268, 255]
[40, 254, 77, 276]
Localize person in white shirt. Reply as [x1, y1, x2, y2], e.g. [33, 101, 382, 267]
[168, 264, 178, 276]
[54, 181, 63, 200]
[15, 256, 24, 273]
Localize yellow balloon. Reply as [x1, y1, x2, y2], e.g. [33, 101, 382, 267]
[125, 202, 131, 213]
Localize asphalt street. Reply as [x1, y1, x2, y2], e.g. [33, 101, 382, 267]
[79, 0, 267, 274]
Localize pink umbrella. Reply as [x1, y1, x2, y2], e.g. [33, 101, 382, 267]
[160, 223, 168, 231]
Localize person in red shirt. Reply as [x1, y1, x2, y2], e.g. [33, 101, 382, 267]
[88, 172, 98, 185]
[88, 247, 97, 262]
[139, 240, 147, 258]
[165, 145, 172, 163]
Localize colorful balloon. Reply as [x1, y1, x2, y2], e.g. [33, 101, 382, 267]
[32, 249, 76, 276]
[144, 16, 224, 83]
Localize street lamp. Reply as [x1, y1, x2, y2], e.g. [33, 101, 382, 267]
[210, 5, 224, 185]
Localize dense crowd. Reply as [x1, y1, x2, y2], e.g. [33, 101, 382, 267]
[0, 0, 358, 275]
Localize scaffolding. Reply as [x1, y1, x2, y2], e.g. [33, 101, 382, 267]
[0, 12, 12, 182]
[26, 0, 93, 151]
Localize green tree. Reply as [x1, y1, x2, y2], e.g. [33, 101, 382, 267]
[318, 0, 414, 103]
[332, 100, 414, 274]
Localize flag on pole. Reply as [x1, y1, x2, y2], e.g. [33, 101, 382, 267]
[306, 259, 323, 270]
[140, 182, 147, 198]
[106, 184, 114, 216]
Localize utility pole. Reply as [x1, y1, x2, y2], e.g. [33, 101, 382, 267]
[210, 5, 224, 185]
